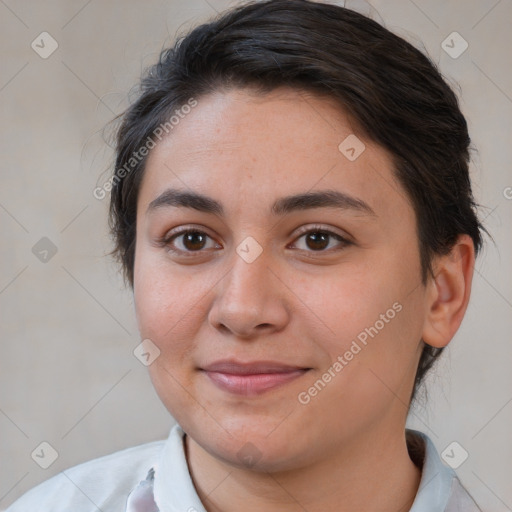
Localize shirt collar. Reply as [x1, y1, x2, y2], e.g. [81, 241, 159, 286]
[408, 429, 456, 512]
[152, 424, 207, 512]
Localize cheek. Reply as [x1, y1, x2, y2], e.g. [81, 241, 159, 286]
[133, 250, 210, 360]
[301, 252, 425, 390]
[297, 296, 424, 438]
[133, 251, 210, 421]
[298, 258, 408, 349]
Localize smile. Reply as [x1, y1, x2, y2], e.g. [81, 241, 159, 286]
[200, 360, 311, 396]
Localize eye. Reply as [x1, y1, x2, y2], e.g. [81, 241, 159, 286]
[162, 228, 220, 255]
[158, 224, 351, 258]
[290, 226, 351, 253]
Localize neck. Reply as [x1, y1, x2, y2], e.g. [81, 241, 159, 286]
[185, 426, 422, 512]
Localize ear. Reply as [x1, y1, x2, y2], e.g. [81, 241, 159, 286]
[422, 235, 476, 348]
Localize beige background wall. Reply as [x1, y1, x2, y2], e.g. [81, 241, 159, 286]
[1, 0, 511, 510]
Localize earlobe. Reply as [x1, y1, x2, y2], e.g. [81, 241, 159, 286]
[422, 235, 476, 349]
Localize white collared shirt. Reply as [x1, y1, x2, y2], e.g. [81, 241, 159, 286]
[5, 425, 481, 511]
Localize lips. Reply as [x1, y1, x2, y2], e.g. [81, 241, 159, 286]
[200, 360, 310, 396]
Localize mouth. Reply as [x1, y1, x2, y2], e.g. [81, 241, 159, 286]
[200, 360, 311, 396]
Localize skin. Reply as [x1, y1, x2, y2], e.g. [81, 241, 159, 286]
[133, 87, 475, 512]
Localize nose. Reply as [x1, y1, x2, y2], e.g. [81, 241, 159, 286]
[207, 247, 290, 339]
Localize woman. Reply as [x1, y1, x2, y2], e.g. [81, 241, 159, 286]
[7, 0, 484, 510]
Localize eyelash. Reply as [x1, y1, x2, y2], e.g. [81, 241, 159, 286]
[158, 224, 352, 258]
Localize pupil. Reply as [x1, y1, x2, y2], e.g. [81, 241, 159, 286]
[307, 232, 328, 250]
[185, 232, 205, 250]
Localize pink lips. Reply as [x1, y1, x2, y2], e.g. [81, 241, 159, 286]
[201, 360, 310, 396]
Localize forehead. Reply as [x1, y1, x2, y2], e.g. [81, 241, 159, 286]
[138, 87, 411, 221]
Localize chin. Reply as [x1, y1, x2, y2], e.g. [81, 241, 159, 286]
[189, 417, 310, 472]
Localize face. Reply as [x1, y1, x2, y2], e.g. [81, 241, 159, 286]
[134, 87, 427, 471]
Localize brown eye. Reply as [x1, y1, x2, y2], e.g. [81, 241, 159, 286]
[164, 229, 220, 255]
[305, 232, 330, 251]
[292, 228, 351, 253]
[181, 231, 207, 251]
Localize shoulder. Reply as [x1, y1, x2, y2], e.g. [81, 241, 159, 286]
[5, 439, 165, 512]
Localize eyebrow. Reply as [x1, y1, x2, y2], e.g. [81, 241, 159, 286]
[147, 188, 376, 217]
